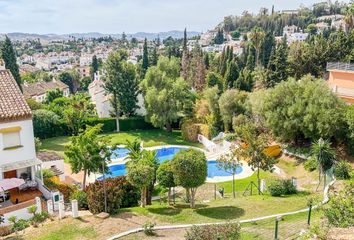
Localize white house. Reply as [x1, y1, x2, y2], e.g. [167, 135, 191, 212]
[0, 60, 49, 222]
[88, 71, 146, 118]
[22, 80, 70, 103]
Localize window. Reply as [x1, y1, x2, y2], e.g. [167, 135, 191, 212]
[2, 131, 21, 149]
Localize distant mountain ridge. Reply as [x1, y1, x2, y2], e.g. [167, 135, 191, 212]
[0, 30, 201, 41]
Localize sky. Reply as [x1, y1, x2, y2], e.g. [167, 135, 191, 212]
[0, 0, 342, 34]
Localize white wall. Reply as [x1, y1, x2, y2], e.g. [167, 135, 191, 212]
[0, 119, 36, 166]
[42, 159, 65, 181]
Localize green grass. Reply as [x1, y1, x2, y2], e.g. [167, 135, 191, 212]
[27, 223, 96, 240]
[40, 129, 201, 161]
[118, 172, 318, 224]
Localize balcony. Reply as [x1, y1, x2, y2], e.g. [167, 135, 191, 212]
[327, 62, 354, 72]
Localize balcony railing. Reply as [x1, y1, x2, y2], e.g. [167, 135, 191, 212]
[327, 62, 354, 72]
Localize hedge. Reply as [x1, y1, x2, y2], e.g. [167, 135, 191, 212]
[85, 117, 155, 133]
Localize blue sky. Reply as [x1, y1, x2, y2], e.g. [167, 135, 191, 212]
[0, 0, 341, 34]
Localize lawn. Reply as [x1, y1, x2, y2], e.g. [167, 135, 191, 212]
[118, 171, 319, 225]
[40, 129, 201, 159]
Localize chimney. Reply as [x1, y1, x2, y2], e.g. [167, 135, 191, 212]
[0, 59, 5, 70]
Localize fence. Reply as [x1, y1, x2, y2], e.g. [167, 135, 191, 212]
[326, 62, 354, 72]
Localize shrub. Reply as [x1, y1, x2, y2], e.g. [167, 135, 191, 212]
[323, 182, 354, 228]
[268, 180, 284, 196]
[33, 109, 64, 139]
[181, 120, 210, 142]
[45, 179, 77, 202]
[185, 222, 241, 240]
[86, 176, 139, 214]
[85, 117, 154, 133]
[142, 221, 156, 236]
[304, 157, 317, 172]
[0, 226, 13, 237]
[12, 219, 29, 232]
[31, 212, 49, 226]
[70, 190, 88, 209]
[268, 179, 297, 196]
[334, 160, 353, 180]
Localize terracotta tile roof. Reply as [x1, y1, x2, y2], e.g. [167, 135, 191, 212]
[37, 151, 63, 162]
[0, 70, 32, 123]
[22, 80, 69, 99]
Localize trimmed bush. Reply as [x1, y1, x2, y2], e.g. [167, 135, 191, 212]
[334, 160, 353, 180]
[185, 222, 241, 240]
[85, 117, 154, 133]
[86, 176, 139, 214]
[268, 179, 297, 196]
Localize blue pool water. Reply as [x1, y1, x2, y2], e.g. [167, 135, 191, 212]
[98, 147, 243, 180]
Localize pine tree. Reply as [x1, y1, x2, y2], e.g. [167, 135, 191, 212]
[141, 38, 149, 78]
[215, 28, 225, 44]
[1, 36, 21, 91]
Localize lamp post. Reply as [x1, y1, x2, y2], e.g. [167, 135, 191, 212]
[100, 150, 107, 213]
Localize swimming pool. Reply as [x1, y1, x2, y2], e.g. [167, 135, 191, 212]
[98, 147, 243, 180]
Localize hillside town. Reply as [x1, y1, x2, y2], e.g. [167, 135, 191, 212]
[0, 0, 353, 239]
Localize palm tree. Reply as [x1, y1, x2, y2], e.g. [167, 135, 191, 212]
[249, 27, 265, 67]
[344, 3, 354, 32]
[126, 139, 143, 161]
[311, 138, 336, 190]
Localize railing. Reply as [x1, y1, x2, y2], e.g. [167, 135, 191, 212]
[326, 62, 354, 72]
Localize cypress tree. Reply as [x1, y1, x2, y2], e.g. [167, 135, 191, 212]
[142, 38, 149, 77]
[90, 55, 99, 78]
[265, 37, 288, 87]
[224, 60, 239, 90]
[183, 28, 188, 51]
[1, 36, 21, 91]
[235, 68, 253, 92]
[150, 47, 158, 66]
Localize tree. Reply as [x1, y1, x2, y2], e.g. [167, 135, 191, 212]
[249, 27, 265, 67]
[105, 50, 139, 131]
[235, 68, 254, 91]
[141, 38, 149, 78]
[206, 71, 223, 90]
[218, 89, 248, 131]
[156, 161, 176, 205]
[140, 56, 192, 132]
[63, 94, 93, 136]
[265, 37, 288, 87]
[237, 123, 277, 194]
[1, 36, 21, 90]
[311, 138, 336, 189]
[171, 149, 207, 208]
[126, 152, 156, 208]
[344, 3, 354, 32]
[259, 76, 345, 142]
[224, 60, 239, 90]
[58, 71, 80, 93]
[214, 28, 225, 44]
[45, 88, 63, 103]
[90, 55, 99, 78]
[32, 109, 61, 139]
[150, 47, 158, 66]
[217, 144, 242, 198]
[65, 125, 111, 190]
